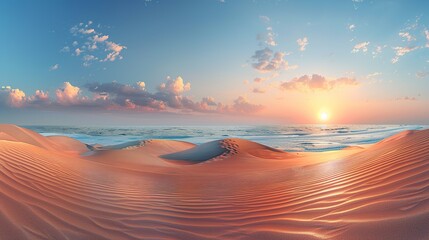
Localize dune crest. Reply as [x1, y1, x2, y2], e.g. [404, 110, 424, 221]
[162, 138, 292, 164]
[1, 125, 429, 239]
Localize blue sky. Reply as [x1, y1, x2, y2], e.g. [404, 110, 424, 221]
[0, 0, 428, 125]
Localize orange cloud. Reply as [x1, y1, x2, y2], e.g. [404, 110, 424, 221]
[280, 74, 359, 92]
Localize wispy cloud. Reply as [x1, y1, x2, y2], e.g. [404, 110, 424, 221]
[297, 37, 308, 51]
[49, 64, 59, 71]
[259, 15, 270, 23]
[366, 72, 382, 79]
[416, 71, 429, 79]
[253, 77, 266, 83]
[252, 87, 266, 93]
[352, 41, 370, 53]
[399, 32, 416, 42]
[396, 96, 417, 101]
[372, 45, 387, 58]
[425, 30, 429, 48]
[280, 74, 358, 92]
[391, 46, 419, 63]
[348, 24, 356, 31]
[64, 21, 127, 67]
[257, 27, 277, 47]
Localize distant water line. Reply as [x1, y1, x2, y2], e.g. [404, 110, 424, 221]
[26, 125, 426, 152]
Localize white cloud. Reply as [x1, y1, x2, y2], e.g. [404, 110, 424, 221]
[366, 72, 382, 79]
[49, 64, 59, 71]
[67, 22, 127, 66]
[297, 37, 309, 51]
[352, 41, 370, 53]
[75, 48, 83, 56]
[391, 46, 419, 63]
[60, 46, 70, 52]
[399, 32, 415, 42]
[348, 24, 356, 31]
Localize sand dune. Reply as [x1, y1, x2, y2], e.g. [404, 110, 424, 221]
[1, 124, 429, 239]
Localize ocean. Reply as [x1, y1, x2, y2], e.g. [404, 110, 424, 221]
[27, 125, 426, 152]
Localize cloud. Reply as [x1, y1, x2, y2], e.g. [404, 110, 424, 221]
[103, 41, 126, 62]
[231, 96, 264, 113]
[0, 87, 26, 107]
[93, 35, 109, 43]
[79, 28, 95, 34]
[297, 37, 308, 51]
[425, 30, 429, 48]
[352, 41, 370, 53]
[391, 46, 419, 63]
[399, 32, 415, 42]
[366, 72, 382, 79]
[1, 86, 52, 108]
[60, 46, 70, 52]
[82, 55, 98, 67]
[396, 96, 417, 101]
[416, 71, 429, 79]
[136, 81, 146, 90]
[27, 90, 50, 106]
[348, 24, 356, 31]
[372, 45, 387, 58]
[75, 48, 83, 56]
[1, 78, 263, 114]
[158, 76, 191, 94]
[259, 15, 270, 23]
[55, 82, 86, 106]
[257, 27, 277, 47]
[65, 22, 127, 66]
[252, 87, 266, 93]
[280, 74, 359, 92]
[252, 47, 297, 73]
[352, 0, 364, 10]
[49, 64, 59, 71]
[254, 77, 266, 83]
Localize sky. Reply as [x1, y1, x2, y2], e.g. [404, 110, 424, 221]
[0, 0, 428, 125]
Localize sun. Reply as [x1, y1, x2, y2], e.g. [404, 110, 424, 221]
[319, 112, 329, 122]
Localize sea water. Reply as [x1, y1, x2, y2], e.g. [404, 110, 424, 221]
[26, 125, 426, 152]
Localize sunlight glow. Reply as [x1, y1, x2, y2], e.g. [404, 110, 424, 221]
[319, 112, 329, 122]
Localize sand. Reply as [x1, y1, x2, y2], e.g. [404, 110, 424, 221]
[1, 124, 429, 239]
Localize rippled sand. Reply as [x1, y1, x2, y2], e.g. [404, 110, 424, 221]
[1, 124, 429, 239]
